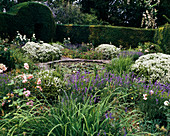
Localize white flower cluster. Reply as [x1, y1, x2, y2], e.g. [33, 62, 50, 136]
[131, 53, 170, 83]
[95, 44, 121, 60]
[22, 42, 62, 62]
[51, 43, 64, 50]
[39, 70, 65, 93]
[0, 64, 7, 73]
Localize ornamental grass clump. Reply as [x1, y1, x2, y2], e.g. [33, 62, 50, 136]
[95, 44, 120, 60]
[131, 53, 170, 83]
[22, 42, 62, 62]
[106, 56, 134, 75]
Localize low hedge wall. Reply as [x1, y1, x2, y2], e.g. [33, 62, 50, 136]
[55, 24, 155, 48]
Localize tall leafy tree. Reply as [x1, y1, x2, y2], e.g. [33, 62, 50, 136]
[156, 0, 170, 26]
[79, 0, 146, 27]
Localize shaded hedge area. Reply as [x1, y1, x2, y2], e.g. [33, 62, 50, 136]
[0, 13, 16, 40]
[55, 24, 155, 48]
[0, 2, 55, 42]
[154, 24, 170, 54]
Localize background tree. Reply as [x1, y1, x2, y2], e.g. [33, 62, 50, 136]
[79, 0, 146, 27]
[156, 0, 170, 26]
[52, 2, 106, 25]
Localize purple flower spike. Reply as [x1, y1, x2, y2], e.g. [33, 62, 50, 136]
[105, 113, 108, 119]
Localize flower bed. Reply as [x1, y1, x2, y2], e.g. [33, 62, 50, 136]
[0, 39, 169, 135]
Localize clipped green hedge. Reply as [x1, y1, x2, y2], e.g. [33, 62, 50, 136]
[154, 23, 170, 54]
[0, 13, 16, 39]
[55, 24, 155, 48]
[0, 2, 55, 42]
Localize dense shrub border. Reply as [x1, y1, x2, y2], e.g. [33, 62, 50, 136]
[55, 24, 155, 48]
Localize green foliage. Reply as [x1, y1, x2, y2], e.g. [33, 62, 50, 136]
[80, 0, 147, 27]
[39, 70, 67, 101]
[0, 2, 55, 42]
[156, 0, 170, 26]
[10, 48, 37, 72]
[0, 91, 143, 135]
[62, 48, 103, 59]
[106, 56, 134, 75]
[54, 2, 105, 25]
[138, 42, 163, 54]
[154, 23, 170, 54]
[55, 24, 155, 48]
[0, 44, 15, 71]
[137, 91, 169, 131]
[0, 39, 36, 72]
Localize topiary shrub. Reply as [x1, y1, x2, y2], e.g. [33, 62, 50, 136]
[38, 70, 66, 101]
[22, 42, 62, 62]
[131, 53, 170, 83]
[95, 44, 120, 60]
[0, 2, 55, 42]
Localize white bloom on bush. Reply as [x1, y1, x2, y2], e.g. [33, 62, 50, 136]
[164, 101, 169, 106]
[0, 64, 7, 73]
[22, 42, 62, 62]
[39, 70, 65, 93]
[95, 44, 120, 60]
[51, 43, 64, 50]
[131, 53, 170, 83]
[24, 63, 29, 70]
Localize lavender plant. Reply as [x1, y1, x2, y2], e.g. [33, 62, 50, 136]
[118, 50, 144, 61]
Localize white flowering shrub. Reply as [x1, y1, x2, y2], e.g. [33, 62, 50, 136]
[131, 53, 170, 83]
[51, 43, 64, 50]
[38, 70, 66, 100]
[22, 42, 62, 62]
[95, 44, 120, 60]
